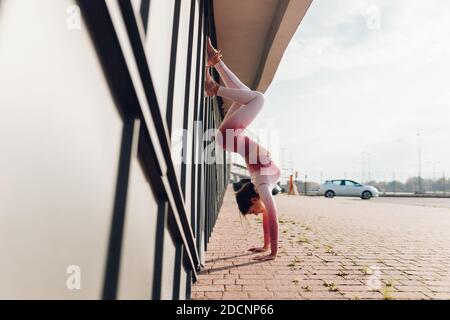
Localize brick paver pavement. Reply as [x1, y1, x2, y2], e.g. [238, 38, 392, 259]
[192, 186, 450, 300]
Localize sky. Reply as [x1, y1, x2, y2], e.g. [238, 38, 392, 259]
[245, 0, 450, 183]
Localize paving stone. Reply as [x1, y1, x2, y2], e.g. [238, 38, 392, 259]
[192, 186, 450, 300]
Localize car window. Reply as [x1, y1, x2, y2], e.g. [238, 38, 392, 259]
[345, 180, 356, 186]
[332, 180, 341, 185]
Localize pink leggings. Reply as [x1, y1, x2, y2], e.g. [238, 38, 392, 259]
[214, 61, 265, 163]
[212, 61, 279, 255]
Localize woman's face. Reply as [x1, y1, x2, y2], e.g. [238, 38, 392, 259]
[248, 197, 265, 215]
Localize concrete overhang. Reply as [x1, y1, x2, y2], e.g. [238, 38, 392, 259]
[213, 0, 312, 97]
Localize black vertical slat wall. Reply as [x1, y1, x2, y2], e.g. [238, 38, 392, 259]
[78, 0, 228, 299]
[202, 1, 229, 252]
[0, 0, 229, 300]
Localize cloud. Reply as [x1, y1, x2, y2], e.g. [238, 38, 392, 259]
[274, 0, 450, 83]
[251, 0, 450, 182]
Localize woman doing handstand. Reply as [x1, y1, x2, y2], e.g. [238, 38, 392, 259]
[204, 38, 281, 262]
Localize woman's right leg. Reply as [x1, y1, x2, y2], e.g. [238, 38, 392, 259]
[213, 60, 250, 121]
[214, 61, 250, 91]
[207, 51, 265, 159]
[217, 86, 264, 115]
[222, 102, 240, 122]
[216, 86, 265, 159]
[207, 66, 265, 131]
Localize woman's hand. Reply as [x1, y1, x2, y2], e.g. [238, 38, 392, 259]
[248, 246, 268, 253]
[252, 253, 277, 261]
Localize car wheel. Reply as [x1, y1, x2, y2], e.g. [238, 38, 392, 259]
[361, 191, 372, 200]
[324, 190, 335, 198]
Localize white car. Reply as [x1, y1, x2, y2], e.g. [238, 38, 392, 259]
[318, 179, 380, 200]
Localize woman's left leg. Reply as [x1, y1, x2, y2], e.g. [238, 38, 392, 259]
[215, 86, 265, 160]
[205, 51, 267, 161]
[216, 86, 265, 125]
[214, 61, 250, 92]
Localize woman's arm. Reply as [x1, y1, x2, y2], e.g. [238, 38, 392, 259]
[262, 210, 271, 249]
[253, 183, 278, 261]
[249, 210, 270, 252]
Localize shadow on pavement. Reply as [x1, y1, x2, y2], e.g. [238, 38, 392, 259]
[205, 252, 256, 264]
[200, 260, 266, 274]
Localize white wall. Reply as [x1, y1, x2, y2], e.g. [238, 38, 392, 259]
[0, 0, 121, 299]
[145, 0, 176, 117]
[0, 0, 205, 300]
[117, 121, 159, 300]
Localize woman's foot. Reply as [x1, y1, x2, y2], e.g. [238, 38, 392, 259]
[205, 70, 220, 96]
[206, 37, 222, 67]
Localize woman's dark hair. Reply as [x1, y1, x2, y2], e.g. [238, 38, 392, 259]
[235, 182, 259, 215]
